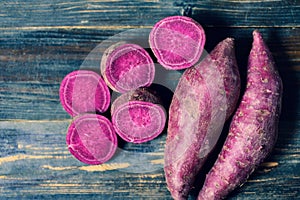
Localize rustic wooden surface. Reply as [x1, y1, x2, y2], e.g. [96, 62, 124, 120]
[0, 0, 299, 199]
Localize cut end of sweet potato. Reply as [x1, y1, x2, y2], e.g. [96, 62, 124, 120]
[59, 70, 111, 117]
[112, 101, 166, 143]
[101, 43, 155, 93]
[149, 16, 206, 70]
[66, 114, 118, 165]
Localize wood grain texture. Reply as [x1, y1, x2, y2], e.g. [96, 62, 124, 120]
[0, 0, 299, 29]
[0, 119, 299, 199]
[0, 0, 299, 199]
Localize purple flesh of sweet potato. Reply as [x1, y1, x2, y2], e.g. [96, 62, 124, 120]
[59, 70, 110, 117]
[101, 43, 155, 93]
[197, 30, 283, 200]
[112, 88, 166, 143]
[66, 114, 118, 165]
[149, 16, 206, 70]
[164, 38, 240, 200]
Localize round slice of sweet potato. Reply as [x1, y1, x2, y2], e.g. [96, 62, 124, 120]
[149, 16, 206, 70]
[112, 100, 166, 144]
[66, 114, 118, 165]
[101, 43, 155, 93]
[59, 70, 110, 117]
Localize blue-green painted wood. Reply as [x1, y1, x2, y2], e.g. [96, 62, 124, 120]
[0, 119, 299, 199]
[0, 0, 299, 199]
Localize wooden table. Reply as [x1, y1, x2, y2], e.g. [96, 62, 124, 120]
[0, 1, 299, 199]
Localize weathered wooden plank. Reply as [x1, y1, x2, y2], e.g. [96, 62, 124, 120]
[0, 82, 69, 120]
[0, 120, 299, 199]
[0, 120, 168, 199]
[0, 1, 299, 199]
[0, 0, 298, 29]
[187, 0, 300, 27]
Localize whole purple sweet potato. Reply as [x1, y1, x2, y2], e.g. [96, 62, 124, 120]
[149, 16, 206, 70]
[59, 70, 110, 117]
[164, 38, 240, 200]
[111, 87, 166, 143]
[197, 30, 283, 200]
[66, 114, 118, 165]
[101, 42, 155, 93]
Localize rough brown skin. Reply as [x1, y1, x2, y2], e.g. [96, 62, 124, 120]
[164, 38, 240, 200]
[197, 30, 283, 200]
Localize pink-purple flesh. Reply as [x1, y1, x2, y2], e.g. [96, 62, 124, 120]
[101, 43, 155, 93]
[149, 16, 206, 70]
[66, 114, 118, 165]
[59, 70, 110, 117]
[111, 88, 166, 143]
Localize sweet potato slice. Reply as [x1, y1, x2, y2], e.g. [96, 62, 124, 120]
[149, 16, 206, 70]
[59, 70, 110, 117]
[66, 114, 118, 165]
[111, 88, 166, 144]
[101, 42, 155, 93]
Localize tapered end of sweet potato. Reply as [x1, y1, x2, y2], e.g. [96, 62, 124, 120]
[252, 30, 269, 55]
[223, 37, 234, 45]
[249, 30, 275, 72]
[209, 37, 234, 59]
[252, 29, 263, 45]
[209, 37, 240, 119]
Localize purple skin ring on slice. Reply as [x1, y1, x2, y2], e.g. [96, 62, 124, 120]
[66, 114, 118, 165]
[59, 70, 110, 117]
[101, 43, 155, 93]
[149, 15, 206, 70]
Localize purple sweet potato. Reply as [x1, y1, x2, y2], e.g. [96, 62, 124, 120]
[164, 38, 240, 200]
[149, 16, 206, 70]
[59, 70, 110, 117]
[66, 114, 118, 165]
[111, 87, 166, 143]
[100, 42, 155, 93]
[197, 30, 283, 200]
